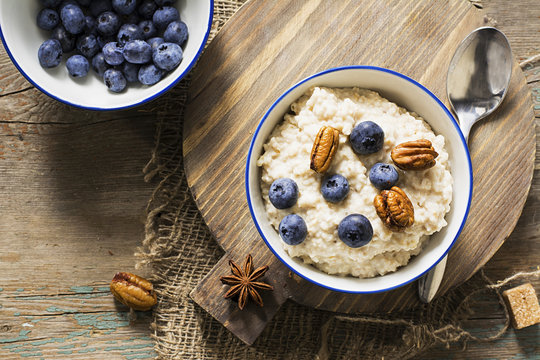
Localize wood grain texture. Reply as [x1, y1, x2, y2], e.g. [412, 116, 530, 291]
[0, 40, 159, 358]
[0, 0, 538, 358]
[184, 0, 536, 344]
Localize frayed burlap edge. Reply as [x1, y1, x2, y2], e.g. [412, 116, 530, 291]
[136, 1, 540, 358]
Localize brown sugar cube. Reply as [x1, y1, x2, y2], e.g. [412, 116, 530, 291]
[502, 283, 540, 329]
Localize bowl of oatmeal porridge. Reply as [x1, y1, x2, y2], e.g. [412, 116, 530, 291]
[246, 66, 472, 293]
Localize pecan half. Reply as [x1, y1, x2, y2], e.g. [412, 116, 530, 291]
[374, 186, 414, 232]
[310, 126, 339, 173]
[391, 139, 438, 170]
[110, 272, 157, 311]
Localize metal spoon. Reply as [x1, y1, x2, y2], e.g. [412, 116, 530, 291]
[418, 27, 512, 303]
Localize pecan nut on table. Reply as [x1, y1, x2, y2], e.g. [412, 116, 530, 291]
[110, 272, 157, 311]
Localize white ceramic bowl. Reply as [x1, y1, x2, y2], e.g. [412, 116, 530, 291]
[0, 0, 213, 110]
[246, 66, 473, 293]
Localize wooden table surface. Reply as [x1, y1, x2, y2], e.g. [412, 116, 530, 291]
[0, 1, 538, 359]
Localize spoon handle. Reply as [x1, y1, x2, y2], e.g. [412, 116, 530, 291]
[418, 256, 448, 303]
[418, 112, 472, 303]
[457, 111, 475, 143]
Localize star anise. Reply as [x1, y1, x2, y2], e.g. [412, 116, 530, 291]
[220, 254, 274, 310]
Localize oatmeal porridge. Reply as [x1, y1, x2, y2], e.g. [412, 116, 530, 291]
[256, 86, 453, 278]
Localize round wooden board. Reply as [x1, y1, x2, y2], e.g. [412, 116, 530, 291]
[184, 0, 535, 324]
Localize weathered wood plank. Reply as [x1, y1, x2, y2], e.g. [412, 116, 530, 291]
[425, 321, 539, 359]
[482, 0, 540, 60]
[0, 36, 160, 357]
[0, 45, 32, 97]
[0, 286, 155, 359]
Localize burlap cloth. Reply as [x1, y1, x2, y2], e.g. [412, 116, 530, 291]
[136, 1, 540, 358]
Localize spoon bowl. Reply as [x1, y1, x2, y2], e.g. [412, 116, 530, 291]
[447, 27, 513, 140]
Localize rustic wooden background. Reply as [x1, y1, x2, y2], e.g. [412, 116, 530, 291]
[0, 0, 538, 358]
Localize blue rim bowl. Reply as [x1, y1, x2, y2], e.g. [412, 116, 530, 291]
[246, 66, 472, 294]
[0, 0, 213, 111]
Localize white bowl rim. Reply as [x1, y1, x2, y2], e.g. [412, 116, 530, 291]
[245, 65, 473, 294]
[0, 1, 214, 111]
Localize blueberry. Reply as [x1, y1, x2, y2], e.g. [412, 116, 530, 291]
[103, 69, 127, 92]
[320, 174, 349, 203]
[350, 121, 384, 155]
[117, 23, 143, 45]
[84, 16, 97, 35]
[60, 4, 85, 35]
[279, 214, 307, 245]
[66, 54, 89, 77]
[91, 52, 109, 77]
[155, 0, 176, 6]
[51, 25, 76, 52]
[338, 214, 373, 248]
[369, 163, 399, 190]
[152, 42, 182, 71]
[38, 39, 63, 68]
[123, 40, 152, 64]
[268, 178, 298, 209]
[163, 20, 188, 46]
[153, 6, 179, 30]
[102, 42, 124, 65]
[37, 8, 60, 31]
[120, 62, 140, 82]
[138, 0, 157, 19]
[138, 64, 163, 85]
[76, 34, 99, 58]
[147, 37, 164, 51]
[90, 0, 112, 17]
[139, 20, 157, 40]
[97, 11, 121, 36]
[58, 0, 77, 11]
[40, 0, 62, 7]
[112, 0, 137, 15]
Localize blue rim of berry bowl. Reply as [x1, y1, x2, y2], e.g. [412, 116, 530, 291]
[245, 65, 473, 294]
[0, 1, 214, 111]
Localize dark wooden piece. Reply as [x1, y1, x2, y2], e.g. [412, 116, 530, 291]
[184, 0, 536, 345]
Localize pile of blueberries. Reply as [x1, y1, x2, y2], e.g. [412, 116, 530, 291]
[36, 0, 188, 93]
[269, 121, 400, 249]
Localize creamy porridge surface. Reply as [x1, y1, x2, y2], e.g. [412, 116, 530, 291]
[256, 87, 453, 278]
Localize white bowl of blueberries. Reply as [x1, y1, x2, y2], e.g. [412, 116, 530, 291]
[246, 66, 472, 294]
[0, 0, 213, 110]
